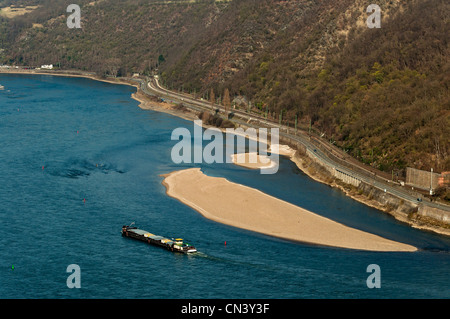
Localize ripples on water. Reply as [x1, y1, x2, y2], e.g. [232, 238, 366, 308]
[0, 74, 449, 299]
[45, 158, 127, 179]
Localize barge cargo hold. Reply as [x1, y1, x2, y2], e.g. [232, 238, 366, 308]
[121, 225, 197, 254]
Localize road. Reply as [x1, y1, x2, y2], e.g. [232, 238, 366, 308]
[130, 76, 450, 214]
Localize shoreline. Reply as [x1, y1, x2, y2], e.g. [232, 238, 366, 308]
[131, 90, 199, 122]
[161, 168, 417, 252]
[0, 68, 138, 88]
[288, 151, 450, 237]
[2, 68, 448, 236]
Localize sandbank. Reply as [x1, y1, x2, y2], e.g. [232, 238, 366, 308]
[161, 168, 417, 252]
[230, 152, 276, 170]
[229, 145, 295, 170]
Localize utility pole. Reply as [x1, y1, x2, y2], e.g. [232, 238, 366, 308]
[430, 168, 434, 195]
[223, 88, 230, 117]
[295, 115, 298, 134]
[210, 88, 215, 111]
[308, 118, 312, 140]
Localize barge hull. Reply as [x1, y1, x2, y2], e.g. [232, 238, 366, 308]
[121, 225, 197, 254]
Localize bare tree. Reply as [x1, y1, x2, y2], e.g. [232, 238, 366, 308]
[210, 88, 215, 111]
[223, 88, 230, 117]
[104, 58, 121, 77]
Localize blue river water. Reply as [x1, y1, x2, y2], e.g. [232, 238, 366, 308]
[0, 74, 449, 299]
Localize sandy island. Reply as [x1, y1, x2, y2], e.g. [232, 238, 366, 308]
[230, 152, 276, 170]
[162, 168, 417, 252]
[230, 144, 296, 170]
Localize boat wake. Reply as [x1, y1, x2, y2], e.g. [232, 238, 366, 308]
[190, 250, 278, 273]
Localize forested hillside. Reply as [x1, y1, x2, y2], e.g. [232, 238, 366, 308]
[1, 0, 448, 174]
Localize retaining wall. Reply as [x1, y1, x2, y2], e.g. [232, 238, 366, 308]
[406, 167, 440, 190]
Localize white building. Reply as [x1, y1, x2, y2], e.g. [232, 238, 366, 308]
[41, 64, 53, 70]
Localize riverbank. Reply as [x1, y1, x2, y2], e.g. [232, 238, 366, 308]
[287, 148, 450, 236]
[0, 68, 137, 87]
[131, 90, 199, 122]
[161, 168, 417, 252]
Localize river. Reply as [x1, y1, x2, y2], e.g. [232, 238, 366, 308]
[0, 74, 449, 298]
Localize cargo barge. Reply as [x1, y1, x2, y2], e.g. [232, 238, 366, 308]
[121, 224, 197, 254]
